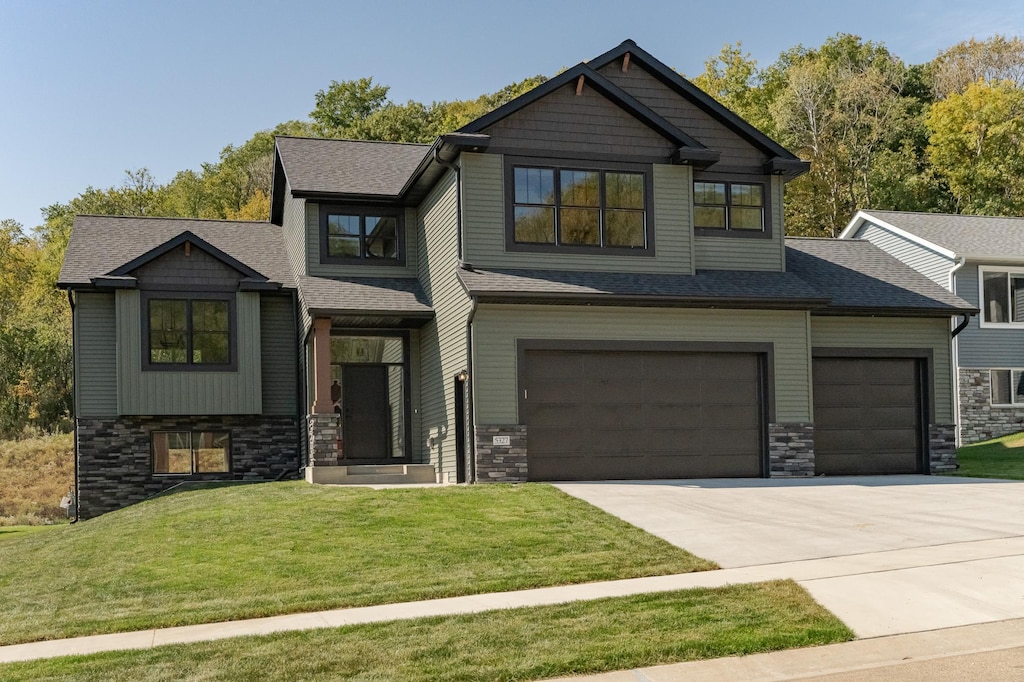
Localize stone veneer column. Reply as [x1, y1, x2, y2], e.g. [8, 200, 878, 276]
[767, 422, 815, 477]
[929, 424, 958, 473]
[306, 413, 341, 466]
[475, 425, 528, 482]
[959, 368, 1024, 444]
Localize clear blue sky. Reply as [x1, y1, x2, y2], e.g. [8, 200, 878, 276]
[2, 0, 1022, 232]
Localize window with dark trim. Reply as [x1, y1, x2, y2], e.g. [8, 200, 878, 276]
[319, 207, 403, 265]
[991, 369, 1024, 406]
[694, 181, 766, 233]
[152, 431, 230, 475]
[147, 296, 233, 368]
[507, 161, 652, 254]
[980, 267, 1024, 326]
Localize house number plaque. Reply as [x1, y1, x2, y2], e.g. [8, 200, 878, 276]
[492, 435, 511, 446]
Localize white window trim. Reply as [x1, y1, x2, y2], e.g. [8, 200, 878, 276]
[990, 368, 1024, 407]
[978, 265, 1024, 328]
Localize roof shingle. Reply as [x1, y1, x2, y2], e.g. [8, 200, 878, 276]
[858, 210, 1024, 259]
[275, 136, 429, 197]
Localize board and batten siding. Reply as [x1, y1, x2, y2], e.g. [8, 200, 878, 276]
[693, 176, 785, 272]
[260, 294, 298, 416]
[416, 169, 471, 480]
[303, 202, 419, 278]
[810, 316, 954, 424]
[955, 262, 1024, 368]
[74, 292, 118, 417]
[116, 289, 263, 415]
[852, 221, 955, 287]
[462, 152, 694, 274]
[472, 305, 813, 424]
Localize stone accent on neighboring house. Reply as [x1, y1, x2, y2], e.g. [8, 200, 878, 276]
[929, 424, 958, 473]
[475, 425, 528, 482]
[306, 413, 341, 466]
[75, 416, 301, 520]
[959, 369, 1024, 444]
[768, 422, 815, 477]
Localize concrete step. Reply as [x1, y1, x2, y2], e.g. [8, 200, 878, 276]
[305, 464, 437, 485]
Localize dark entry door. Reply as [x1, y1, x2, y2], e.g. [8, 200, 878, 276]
[342, 365, 390, 460]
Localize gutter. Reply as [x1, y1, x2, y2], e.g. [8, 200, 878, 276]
[67, 290, 79, 524]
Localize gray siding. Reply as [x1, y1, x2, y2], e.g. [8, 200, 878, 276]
[74, 292, 118, 417]
[598, 60, 768, 168]
[416, 169, 472, 480]
[853, 222, 955, 287]
[482, 82, 676, 159]
[810, 316, 954, 424]
[116, 289, 263, 415]
[463, 153, 694, 274]
[955, 262, 1024, 367]
[472, 305, 813, 424]
[260, 294, 298, 416]
[304, 202, 419, 278]
[693, 176, 785, 271]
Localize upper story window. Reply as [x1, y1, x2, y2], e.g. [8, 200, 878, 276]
[320, 207, 403, 265]
[145, 295, 235, 370]
[506, 160, 653, 256]
[694, 181, 766, 234]
[980, 267, 1024, 326]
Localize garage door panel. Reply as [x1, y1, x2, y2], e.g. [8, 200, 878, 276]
[525, 349, 765, 481]
[813, 356, 922, 476]
[526, 352, 582, 379]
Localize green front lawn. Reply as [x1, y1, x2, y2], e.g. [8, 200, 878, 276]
[948, 430, 1024, 480]
[0, 482, 714, 645]
[0, 525, 60, 543]
[0, 581, 853, 682]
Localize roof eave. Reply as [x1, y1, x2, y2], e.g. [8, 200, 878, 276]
[811, 305, 979, 318]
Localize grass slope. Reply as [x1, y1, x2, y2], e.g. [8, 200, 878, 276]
[950, 430, 1024, 480]
[0, 481, 714, 645]
[0, 434, 73, 524]
[0, 581, 853, 682]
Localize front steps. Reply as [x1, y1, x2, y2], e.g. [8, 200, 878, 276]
[304, 463, 438, 485]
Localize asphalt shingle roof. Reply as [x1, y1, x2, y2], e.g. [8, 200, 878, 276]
[58, 216, 296, 287]
[276, 136, 429, 197]
[297, 275, 432, 315]
[786, 238, 976, 314]
[457, 267, 828, 306]
[861, 210, 1024, 259]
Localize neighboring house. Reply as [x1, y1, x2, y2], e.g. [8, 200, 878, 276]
[842, 210, 1024, 444]
[60, 40, 975, 519]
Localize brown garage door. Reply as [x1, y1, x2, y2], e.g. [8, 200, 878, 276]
[813, 357, 924, 475]
[523, 349, 764, 480]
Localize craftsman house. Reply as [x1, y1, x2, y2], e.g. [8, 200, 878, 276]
[842, 210, 1024, 443]
[60, 40, 975, 518]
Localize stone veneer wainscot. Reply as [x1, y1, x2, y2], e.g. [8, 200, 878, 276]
[475, 425, 528, 482]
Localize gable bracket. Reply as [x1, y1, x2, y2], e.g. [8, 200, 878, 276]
[622, 52, 630, 72]
[576, 75, 585, 96]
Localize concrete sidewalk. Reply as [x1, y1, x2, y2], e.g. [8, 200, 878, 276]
[4, 535, 1024, 664]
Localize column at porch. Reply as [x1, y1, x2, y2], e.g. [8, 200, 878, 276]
[307, 317, 341, 468]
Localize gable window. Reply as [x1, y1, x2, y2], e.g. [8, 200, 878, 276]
[980, 267, 1024, 326]
[146, 296, 234, 369]
[152, 431, 230, 475]
[508, 161, 651, 254]
[694, 181, 765, 233]
[320, 207, 403, 265]
[991, 369, 1024, 406]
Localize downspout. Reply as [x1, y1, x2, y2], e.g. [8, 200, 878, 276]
[67, 289, 79, 524]
[466, 298, 478, 482]
[292, 288, 305, 477]
[948, 257, 968, 448]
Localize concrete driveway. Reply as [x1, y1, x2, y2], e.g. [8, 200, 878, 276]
[555, 476, 1024, 637]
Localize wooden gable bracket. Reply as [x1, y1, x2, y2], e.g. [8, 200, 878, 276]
[184, 241, 191, 256]
[622, 52, 630, 72]
[576, 75, 585, 96]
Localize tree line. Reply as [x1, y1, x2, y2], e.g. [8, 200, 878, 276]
[2, 33, 1023, 437]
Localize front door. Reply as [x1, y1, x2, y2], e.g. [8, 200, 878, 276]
[342, 365, 390, 460]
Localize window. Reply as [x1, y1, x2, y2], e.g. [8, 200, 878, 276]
[509, 163, 649, 252]
[991, 369, 1024, 406]
[980, 268, 1024, 326]
[694, 181, 765, 232]
[147, 297, 232, 368]
[320, 207, 402, 264]
[152, 431, 230, 475]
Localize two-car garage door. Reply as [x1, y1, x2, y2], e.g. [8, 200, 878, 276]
[523, 349, 765, 480]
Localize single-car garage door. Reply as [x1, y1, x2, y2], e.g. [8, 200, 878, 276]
[523, 349, 765, 480]
[813, 357, 924, 475]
